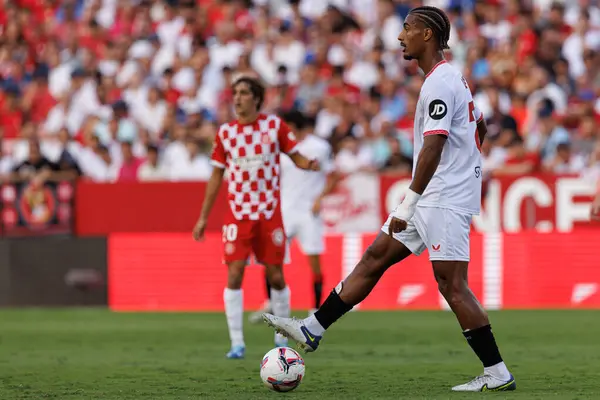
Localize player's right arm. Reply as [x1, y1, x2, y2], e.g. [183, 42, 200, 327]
[193, 129, 227, 241]
[476, 112, 487, 146]
[592, 182, 600, 221]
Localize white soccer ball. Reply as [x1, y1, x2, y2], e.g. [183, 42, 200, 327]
[260, 347, 305, 392]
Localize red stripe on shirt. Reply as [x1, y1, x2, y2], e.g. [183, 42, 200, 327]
[424, 129, 449, 137]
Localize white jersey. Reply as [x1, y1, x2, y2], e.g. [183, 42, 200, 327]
[414, 60, 484, 215]
[280, 134, 334, 215]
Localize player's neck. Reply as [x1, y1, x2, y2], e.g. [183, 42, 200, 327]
[419, 51, 446, 78]
[237, 112, 260, 125]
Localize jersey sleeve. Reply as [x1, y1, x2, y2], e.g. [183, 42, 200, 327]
[210, 128, 226, 169]
[277, 120, 299, 154]
[422, 82, 455, 137]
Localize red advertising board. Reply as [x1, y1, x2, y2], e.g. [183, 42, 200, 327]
[75, 182, 228, 235]
[108, 230, 600, 311]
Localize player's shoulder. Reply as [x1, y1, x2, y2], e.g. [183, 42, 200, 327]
[217, 120, 238, 137]
[424, 61, 461, 87]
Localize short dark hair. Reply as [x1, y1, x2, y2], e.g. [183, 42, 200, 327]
[409, 6, 451, 50]
[232, 76, 266, 111]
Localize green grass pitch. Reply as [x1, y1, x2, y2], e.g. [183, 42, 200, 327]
[1, 309, 599, 399]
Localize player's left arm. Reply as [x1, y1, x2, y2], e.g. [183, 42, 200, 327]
[313, 146, 341, 214]
[388, 84, 454, 235]
[278, 120, 320, 171]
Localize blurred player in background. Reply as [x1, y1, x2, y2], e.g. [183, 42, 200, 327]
[264, 6, 516, 392]
[249, 110, 338, 324]
[192, 76, 319, 359]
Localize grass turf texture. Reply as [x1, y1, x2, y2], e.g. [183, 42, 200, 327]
[1, 310, 599, 399]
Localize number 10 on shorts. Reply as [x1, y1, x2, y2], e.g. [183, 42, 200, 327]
[222, 224, 238, 242]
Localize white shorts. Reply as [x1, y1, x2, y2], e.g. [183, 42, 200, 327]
[381, 206, 472, 262]
[283, 211, 325, 255]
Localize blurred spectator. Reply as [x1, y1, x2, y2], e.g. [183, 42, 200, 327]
[138, 145, 169, 181]
[11, 140, 60, 183]
[543, 142, 586, 174]
[495, 135, 540, 176]
[169, 139, 212, 181]
[116, 141, 143, 182]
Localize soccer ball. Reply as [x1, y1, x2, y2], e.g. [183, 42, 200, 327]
[260, 347, 305, 392]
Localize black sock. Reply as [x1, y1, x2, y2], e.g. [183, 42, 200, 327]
[463, 324, 503, 367]
[313, 273, 323, 308]
[314, 286, 353, 330]
[265, 275, 272, 300]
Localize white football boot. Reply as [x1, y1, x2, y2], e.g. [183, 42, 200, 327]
[262, 313, 322, 353]
[452, 373, 516, 392]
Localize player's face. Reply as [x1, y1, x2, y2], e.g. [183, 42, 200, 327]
[398, 14, 429, 61]
[233, 82, 258, 116]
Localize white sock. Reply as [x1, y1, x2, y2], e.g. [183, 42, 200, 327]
[484, 362, 511, 381]
[270, 286, 290, 318]
[303, 314, 325, 336]
[271, 286, 291, 345]
[223, 288, 244, 348]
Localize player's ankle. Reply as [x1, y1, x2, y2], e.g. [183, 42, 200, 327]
[463, 324, 505, 370]
[484, 361, 511, 381]
[313, 283, 353, 330]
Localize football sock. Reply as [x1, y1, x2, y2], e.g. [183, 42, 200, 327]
[313, 273, 323, 309]
[463, 325, 511, 380]
[271, 286, 291, 344]
[265, 275, 272, 300]
[270, 286, 291, 318]
[223, 288, 244, 348]
[307, 283, 353, 335]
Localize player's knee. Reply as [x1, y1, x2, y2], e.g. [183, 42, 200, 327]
[227, 263, 245, 289]
[357, 246, 387, 277]
[265, 266, 286, 290]
[436, 273, 468, 306]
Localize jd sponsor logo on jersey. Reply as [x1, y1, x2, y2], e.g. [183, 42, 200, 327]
[429, 100, 447, 120]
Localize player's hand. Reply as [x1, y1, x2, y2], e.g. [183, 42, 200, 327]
[192, 218, 207, 241]
[308, 159, 320, 171]
[312, 197, 322, 216]
[387, 216, 408, 236]
[592, 195, 600, 220]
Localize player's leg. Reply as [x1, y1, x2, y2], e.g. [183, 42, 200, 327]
[297, 213, 326, 313]
[263, 262, 290, 347]
[248, 269, 272, 324]
[221, 219, 252, 359]
[433, 261, 514, 391]
[307, 255, 322, 313]
[254, 217, 290, 347]
[224, 259, 247, 358]
[417, 207, 514, 391]
[264, 229, 416, 352]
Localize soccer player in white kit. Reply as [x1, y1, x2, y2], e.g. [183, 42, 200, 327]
[263, 6, 516, 392]
[249, 111, 337, 324]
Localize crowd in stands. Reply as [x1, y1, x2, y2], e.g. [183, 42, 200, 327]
[0, 0, 599, 184]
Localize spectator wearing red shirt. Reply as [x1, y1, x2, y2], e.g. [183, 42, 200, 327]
[0, 85, 23, 140]
[116, 141, 143, 182]
[22, 65, 57, 124]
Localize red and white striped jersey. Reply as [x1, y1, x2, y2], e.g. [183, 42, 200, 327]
[210, 113, 298, 221]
